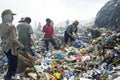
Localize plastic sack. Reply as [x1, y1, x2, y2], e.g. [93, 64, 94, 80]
[73, 40, 83, 48]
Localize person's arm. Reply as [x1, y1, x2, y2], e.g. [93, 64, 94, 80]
[29, 25, 33, 34]
[74, 27, 79, 38]
[9, 24, 19, 43]
[9, 24, 24, 48]
[28, 25, 34, 46]
[51, 25, 54, 38]
[42, 25, 46, 33]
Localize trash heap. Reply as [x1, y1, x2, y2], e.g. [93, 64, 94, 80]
[0, 30, 120, 80]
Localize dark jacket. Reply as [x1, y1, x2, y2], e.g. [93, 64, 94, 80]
[65, 24, 77, 36]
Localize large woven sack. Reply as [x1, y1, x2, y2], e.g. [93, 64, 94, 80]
[17, 50, 34, 72]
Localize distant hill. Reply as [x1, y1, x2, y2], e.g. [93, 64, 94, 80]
[95, 0, 120, 29]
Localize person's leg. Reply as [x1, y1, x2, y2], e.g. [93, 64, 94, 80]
[4, 50, 18, 80]
[4, 50, 11, 80]
[50, 39, 59, 50]
[64, 32, 69, 44]
[10, 55, 18, 77]
[69, 36, 75, 46]
[69, 36, 75, 42]
[44, 40, 49, 51]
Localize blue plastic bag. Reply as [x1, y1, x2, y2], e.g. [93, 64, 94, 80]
[54, 52, 65, 59]
[73, 40, 83, 48]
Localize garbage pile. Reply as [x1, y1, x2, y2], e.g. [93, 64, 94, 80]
[0, 30, 120, 80]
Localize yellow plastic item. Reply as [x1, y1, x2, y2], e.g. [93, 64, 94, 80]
[52, 61, 58, 67]
[80, 48, 86, 53]
[92, 36, 103, 44]
[53, 72, 62, 79]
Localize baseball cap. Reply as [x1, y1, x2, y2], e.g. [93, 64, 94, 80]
[1, 9, 16, 17]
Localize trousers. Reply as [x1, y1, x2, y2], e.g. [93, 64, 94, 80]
[4, 49, 18, 80]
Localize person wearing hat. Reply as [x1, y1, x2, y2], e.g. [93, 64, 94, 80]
[17, 17, 34, 55]
[64, 20, 79, 46]
[42, 18, 58, 51]
[0, 9, 24, 80]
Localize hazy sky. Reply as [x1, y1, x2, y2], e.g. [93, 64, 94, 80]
[0, 0, 109, 27]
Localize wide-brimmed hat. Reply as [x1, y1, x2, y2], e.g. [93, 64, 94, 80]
[19, 17, 25, 22]
[1, 9, 16, 17]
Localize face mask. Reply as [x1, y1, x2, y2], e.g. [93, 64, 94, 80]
[2, 14, 13, 23]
